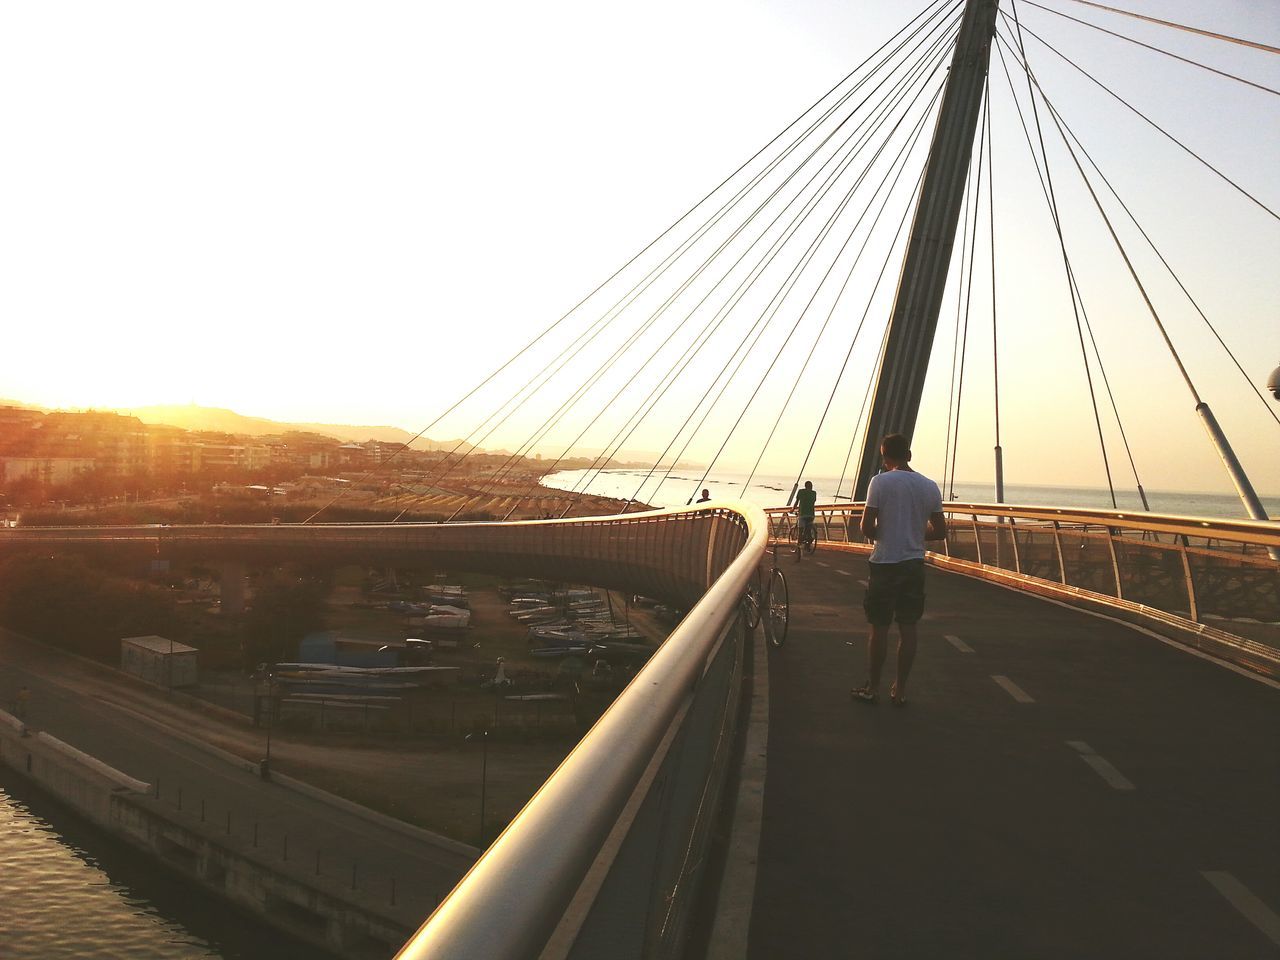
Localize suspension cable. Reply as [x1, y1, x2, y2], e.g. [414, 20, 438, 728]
[546, 20, 963, 512]
[947, 93, 989, 500]
[834, 322, 893, 502]
[987, 73, 1002, 464]
[394, 8, 958, 522]
[1020, 0, 1278, 96]
[942, 106, 981, 497]
[786, 156, 931, 502]
[1061, 0, 1280, 56]
[552, 51, 952, 517]
[1009, 35, 1215, 418]
[995, 31, 1148, 501]
[1034, 86, 1280, 429]
[482, 22, 961, 518]
[672, 60, 955, 503]
[303, 0, 961, 523]
[1003, 12, 1280, 220]
[1006, 4, 1118, 506]
[418, 6, 966, 519]
[608, 28, 961, 509]
[744, 87, 941, 495]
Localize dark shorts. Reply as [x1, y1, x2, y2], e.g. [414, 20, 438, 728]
[863, 559, 926, 626]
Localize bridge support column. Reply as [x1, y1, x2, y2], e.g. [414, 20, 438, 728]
[853, 0, 1000, 499]
[221, 562, 247, 617]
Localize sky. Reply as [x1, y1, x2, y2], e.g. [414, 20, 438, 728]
[1, 0, 1277, 497]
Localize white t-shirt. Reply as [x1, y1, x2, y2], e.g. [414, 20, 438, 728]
[865, 469, 942, 564]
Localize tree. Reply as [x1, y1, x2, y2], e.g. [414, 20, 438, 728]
[242, 572, 326, 667]
[0, 553, 186, 661]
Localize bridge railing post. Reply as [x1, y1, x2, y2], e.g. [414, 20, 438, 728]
[1052, 520, 1067, 585]
[1105, 526, 1124, 600]
[1178, 537, 1200, 623]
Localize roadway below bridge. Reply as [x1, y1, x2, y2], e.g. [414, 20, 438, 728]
[737, 548, 1279, 959]
[0, 629, 475, 947]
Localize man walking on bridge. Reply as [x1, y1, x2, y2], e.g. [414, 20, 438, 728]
[852, 434, 946, 707]
[795, 480, 817, 553]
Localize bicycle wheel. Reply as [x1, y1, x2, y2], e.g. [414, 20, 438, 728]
[766, 567, 789, 648]
[743, 574, 762, 630]
[804, 529, 817, 555]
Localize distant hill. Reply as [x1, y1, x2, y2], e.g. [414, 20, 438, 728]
[123, 404, 476, 452]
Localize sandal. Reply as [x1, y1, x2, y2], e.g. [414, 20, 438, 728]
[851, 685, 878, 704]
[889, 683, 907, 708]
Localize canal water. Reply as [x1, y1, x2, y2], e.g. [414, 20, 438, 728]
[0, 771, 321, 959]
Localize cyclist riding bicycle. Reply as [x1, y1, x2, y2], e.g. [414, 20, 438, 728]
[795, 480, 817, 550]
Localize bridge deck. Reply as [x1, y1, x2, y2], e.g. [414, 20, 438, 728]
[744, 550, 1279, 958]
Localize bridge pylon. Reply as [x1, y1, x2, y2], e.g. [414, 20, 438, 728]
[853, 0, 1000, 498]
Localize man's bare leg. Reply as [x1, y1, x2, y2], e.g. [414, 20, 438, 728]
[866, 624, 890, 691]
[892, 622, 918, 700]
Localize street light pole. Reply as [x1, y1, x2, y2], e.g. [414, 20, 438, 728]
[479, 729, 488, 846]
[261, 667, 275, 780]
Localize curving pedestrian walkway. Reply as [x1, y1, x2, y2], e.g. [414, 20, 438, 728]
[743, 551, 1280, 958]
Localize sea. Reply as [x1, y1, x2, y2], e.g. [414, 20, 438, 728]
[540, 468, 1280, 520]
[0, 771, 312, 960]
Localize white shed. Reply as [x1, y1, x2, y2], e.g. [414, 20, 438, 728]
[121, 635, 199, 688]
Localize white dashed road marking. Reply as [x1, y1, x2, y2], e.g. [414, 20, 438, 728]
[991, 675, 1034, 703]
[1066, 741, 1135, 791]
[1201, 871, 1280, 947]
[817, 561, 830, 568]
[836, 570, 852, 577]
[944, 634, 974, 653]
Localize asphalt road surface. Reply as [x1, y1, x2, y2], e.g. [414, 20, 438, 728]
[748, 549, 1280, 959]
[0, 630, 473, 931]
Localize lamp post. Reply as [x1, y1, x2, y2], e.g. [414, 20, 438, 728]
[261, 666, 276, 780]
[465, 728, 490, 845]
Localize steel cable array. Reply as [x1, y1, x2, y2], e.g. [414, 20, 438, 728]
[305, 0, 1273, 526]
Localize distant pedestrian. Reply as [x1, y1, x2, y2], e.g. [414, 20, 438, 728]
[851, 434, 946, 707]
[696, 488, 712, 503]
[794, 480, 817, 552]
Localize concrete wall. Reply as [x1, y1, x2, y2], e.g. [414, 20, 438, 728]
[0, 709, 408, 959]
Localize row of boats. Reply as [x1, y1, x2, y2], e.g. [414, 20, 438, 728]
[507, 585, 652, 661]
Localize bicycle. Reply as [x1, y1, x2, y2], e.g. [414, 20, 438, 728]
[788, 514, 818, 559]
[743, 544, 789, 647]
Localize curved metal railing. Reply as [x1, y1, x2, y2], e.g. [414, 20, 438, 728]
[768, 501, 1280, 677]
[0, 503, 769, 959]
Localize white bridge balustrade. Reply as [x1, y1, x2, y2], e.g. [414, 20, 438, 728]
[770, 502, 1280, 679]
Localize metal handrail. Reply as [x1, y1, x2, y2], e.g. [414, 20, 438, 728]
[768, 501, 1280, 547]
[766, 499, 1280, 680]
[394, 502, 767, 958]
